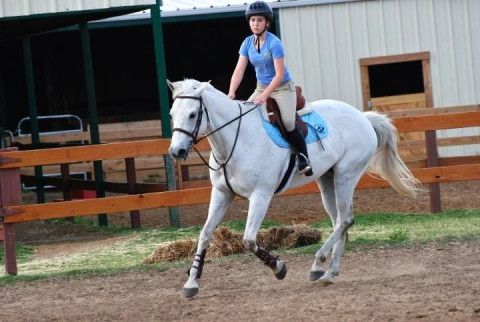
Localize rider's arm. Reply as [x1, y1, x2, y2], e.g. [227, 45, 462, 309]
[228, 55, 249, 99]
[252, 57, 285, 106]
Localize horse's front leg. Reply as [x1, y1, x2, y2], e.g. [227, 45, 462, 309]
[183, 187, 234, 298]
[243, 192, 287, 280]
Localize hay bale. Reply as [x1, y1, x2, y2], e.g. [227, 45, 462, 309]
[284, 224, 323, 247]
[209, 226, 244, 257]
[257, 225, 322, 250]
[144, 225, 322, 264]
[143, 239, 196, 264]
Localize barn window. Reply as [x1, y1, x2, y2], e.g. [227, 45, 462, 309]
[368, 60, 424, 98]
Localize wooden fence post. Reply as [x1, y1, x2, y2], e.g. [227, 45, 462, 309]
[425, 130, 442, 213]
[125, 157, 141, 228]
[0, 147, 22, 275]
[60, 163, 74, 222]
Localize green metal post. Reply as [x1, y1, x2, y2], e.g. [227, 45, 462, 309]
[151, 1, 180, 228]
[0, 73, 6, 149]
[79, 22, 108, 226]
[0, 73, 6, 131]
[22, 37, 45, 203]
[274, 9, 281, 38]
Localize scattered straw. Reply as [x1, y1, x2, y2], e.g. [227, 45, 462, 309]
[144, 225, 321, 264]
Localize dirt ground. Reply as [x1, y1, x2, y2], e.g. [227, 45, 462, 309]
[1, 241, 480, 321]
[3, 181, 480, 321]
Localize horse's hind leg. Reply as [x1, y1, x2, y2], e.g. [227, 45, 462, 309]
[320, 211, 350, 284]
[183, 187, 234, 298]
[310, 172, 338, 281]
[312, 172, 357, 284]
[243, 192, 287, 279]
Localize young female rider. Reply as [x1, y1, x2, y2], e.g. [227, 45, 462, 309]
[227, 1, 312, 175]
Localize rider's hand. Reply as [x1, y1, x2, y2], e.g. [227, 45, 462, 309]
[227, 92, 235, 100]
[253, 93, 268, 106]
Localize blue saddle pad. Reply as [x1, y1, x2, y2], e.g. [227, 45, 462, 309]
[259, 107, 328, 148]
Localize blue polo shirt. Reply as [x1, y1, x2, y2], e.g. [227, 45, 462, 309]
[239, 32, 292, 86]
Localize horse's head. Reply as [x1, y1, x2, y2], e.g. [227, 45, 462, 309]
[167, 79, 210, 161]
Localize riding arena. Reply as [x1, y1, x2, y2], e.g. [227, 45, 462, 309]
[1, 0, 480, 320]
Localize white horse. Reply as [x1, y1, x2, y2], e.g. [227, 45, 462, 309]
[167, 79, 420, 298]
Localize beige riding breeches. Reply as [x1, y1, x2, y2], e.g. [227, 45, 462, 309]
[248, 81, 297, 132]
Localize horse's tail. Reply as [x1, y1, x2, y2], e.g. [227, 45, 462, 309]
[364, 111, 422, 198]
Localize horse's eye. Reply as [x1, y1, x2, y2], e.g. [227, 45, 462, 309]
[189, 112, 197, 119]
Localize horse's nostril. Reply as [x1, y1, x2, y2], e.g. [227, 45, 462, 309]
[169, 146, 189, 160]
[178, 148, 188, 159]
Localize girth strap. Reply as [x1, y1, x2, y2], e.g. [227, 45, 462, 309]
[274, 154, 296, 194]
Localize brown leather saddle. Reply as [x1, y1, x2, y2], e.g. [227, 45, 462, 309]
[265, 86, 308, 138]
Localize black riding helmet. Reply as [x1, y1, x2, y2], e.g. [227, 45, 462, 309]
[246, 1, 273, 53]
[245, 1, 273, 22]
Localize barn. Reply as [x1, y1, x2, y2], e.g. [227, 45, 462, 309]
[1, 0, 479, 154]
[106, 0, 480, 159]
[277, 0, 480, 158]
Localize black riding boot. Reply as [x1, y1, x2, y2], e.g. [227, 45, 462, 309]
[286, 126, 313, 176]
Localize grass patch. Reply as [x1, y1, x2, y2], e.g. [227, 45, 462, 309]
[0, 262, 178, 286]
[293, 208, 480, 253]
[220, 219, 281, 232]
[0, 244, 35, 264]
[0, 208, 479, 284]
[12, 226, 201, 279]
[352, 209, 480, 244]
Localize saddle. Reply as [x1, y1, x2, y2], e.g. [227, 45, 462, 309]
[266, 86, 308, 138]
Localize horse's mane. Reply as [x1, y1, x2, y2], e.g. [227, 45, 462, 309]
[172, 78, 231, 102]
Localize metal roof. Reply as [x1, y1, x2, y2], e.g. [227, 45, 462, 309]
[160, 0, 361, 13]
[100, 0, 361, 21]
[0, 1, 156, 41]
[161, 0, 250, 11]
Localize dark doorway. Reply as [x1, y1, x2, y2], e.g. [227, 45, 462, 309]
[368, 60, 424, 98]
[0, 13, 267, 131]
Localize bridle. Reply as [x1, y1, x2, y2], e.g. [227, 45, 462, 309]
[171, 94, 257, 172]
[171, 95, 209, 146]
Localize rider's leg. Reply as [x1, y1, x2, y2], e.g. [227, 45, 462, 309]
[286, 125, 312, 175]
[272, 82, 312, 176]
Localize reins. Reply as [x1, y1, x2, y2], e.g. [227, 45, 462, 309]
[172, 95, 257, 172]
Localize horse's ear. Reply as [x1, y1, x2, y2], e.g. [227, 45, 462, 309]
[167, 80, 176, 92]
[194, 81, 211, 96]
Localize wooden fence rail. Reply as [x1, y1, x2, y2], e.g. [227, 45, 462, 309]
[2, 163, 480, 225]
[1, 108, 480, 275]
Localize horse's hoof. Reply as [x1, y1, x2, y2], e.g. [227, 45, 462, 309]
[318, 277, 333, 286]
[275, 262, 287, 280]
[309, 270, 324, 281]
[182, 287, 199, 298]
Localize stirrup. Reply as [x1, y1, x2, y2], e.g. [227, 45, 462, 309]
[297, 153, 312, 176]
